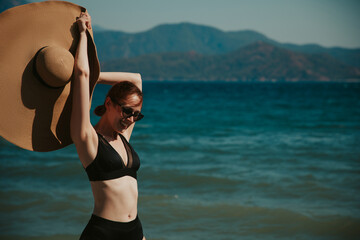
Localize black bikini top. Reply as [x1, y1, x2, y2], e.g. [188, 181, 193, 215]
[85, 132, 140, 181]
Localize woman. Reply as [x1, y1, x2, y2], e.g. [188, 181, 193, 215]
[71, 12, 146, 240]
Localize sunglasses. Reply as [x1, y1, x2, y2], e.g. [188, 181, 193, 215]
[111, 99, 144, 121]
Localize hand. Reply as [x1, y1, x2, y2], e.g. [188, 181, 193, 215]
[76, 12, 92, 33]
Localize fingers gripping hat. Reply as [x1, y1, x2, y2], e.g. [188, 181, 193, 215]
[0, 1, 100, 151]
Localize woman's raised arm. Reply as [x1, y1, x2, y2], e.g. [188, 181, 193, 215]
[70, 12, 97, 165]
[98, 72, 142, 91]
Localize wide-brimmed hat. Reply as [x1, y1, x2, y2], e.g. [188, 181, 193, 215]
[0, 1, 100, 152]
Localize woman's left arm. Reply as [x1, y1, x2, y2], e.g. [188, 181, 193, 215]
[98, 72, 142, 91]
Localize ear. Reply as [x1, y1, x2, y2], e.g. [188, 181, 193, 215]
[104, 97, 112, 109]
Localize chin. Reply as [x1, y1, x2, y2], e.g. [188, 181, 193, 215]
[116, 122, 127, 132]
[118, 125, 129, 133]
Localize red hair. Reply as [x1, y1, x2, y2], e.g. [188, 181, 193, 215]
[94, 81, 143, 116]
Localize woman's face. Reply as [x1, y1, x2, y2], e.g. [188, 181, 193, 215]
[106, 94, 142, 133]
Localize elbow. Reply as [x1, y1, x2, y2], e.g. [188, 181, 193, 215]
[136, 73, 142, 82]
[135, 73, 142, 91]
[74, 67, 89, 81]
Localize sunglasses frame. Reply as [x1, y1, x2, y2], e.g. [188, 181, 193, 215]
[110, 98, 144, 121]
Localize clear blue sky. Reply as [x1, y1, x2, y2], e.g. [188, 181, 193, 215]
[29, 0, 360, 48]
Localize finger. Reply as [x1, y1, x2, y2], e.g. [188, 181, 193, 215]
[86, 22, 92, 30]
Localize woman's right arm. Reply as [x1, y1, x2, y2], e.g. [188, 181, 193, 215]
[70, 12, 97, 166]
[97, 72, 142, 91]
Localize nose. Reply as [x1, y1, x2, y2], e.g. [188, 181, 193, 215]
[127, 115, 135, 123]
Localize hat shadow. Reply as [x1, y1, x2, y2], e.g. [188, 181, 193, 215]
[21, 49, 75, 152]
[20, 19, 94, 152]
[19, 21, 82, 152]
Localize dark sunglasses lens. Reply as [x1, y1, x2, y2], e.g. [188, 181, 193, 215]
[122, 107, 133, 115]
[135, 113, 144, 121]
[121, 106, 143, 121]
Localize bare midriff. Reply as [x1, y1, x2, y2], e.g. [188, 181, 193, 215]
[90, 176, 138, 222]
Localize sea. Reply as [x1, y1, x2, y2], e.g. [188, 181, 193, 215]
[0, 81, 359, 240]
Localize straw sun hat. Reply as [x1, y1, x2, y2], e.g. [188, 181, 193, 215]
[0, 1, 100, 152]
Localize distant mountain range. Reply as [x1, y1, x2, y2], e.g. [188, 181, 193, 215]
[94, 22, 360, 68]
[96, 23, 360, 81]
[102, 41, 360, 81]
[94, 23, 273, 60]
[3, 0, 360, 81]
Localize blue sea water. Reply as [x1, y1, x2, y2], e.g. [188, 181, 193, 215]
[0, 81, 359, 240]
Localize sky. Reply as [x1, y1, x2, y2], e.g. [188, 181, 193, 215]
[28, 0, 360, 48]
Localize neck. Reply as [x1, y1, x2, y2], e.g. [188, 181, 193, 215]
[94, 116, 118, 140]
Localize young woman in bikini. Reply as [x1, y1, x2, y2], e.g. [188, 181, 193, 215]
[71, 12, 146, 240]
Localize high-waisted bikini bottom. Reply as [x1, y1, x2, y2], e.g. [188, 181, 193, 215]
[79, 214, 144, 240]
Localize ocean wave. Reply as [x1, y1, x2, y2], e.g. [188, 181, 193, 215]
[139, 197, 360, 240]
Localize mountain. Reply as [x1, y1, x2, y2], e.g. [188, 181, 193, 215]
[94, 23, 276, 61]
[101, 41, 360, 81]
[94, 22, 360, 68]
[278, 43, 360, 68]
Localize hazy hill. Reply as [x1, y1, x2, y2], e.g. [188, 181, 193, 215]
[94, 22, 360, 68]
[93, 23, 274, 61]
[102, 41, 360, 81]
[279, 43, 360, 68]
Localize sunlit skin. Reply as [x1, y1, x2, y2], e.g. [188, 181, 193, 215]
[90, 94, 143, 222]
[97, 94, 143, 136]
[71, 12, 146, 240]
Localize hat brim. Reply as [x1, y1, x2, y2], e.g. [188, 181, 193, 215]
[0, 1, 100, 151]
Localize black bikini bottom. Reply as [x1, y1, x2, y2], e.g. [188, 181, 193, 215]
[79, 214, 144, 240]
